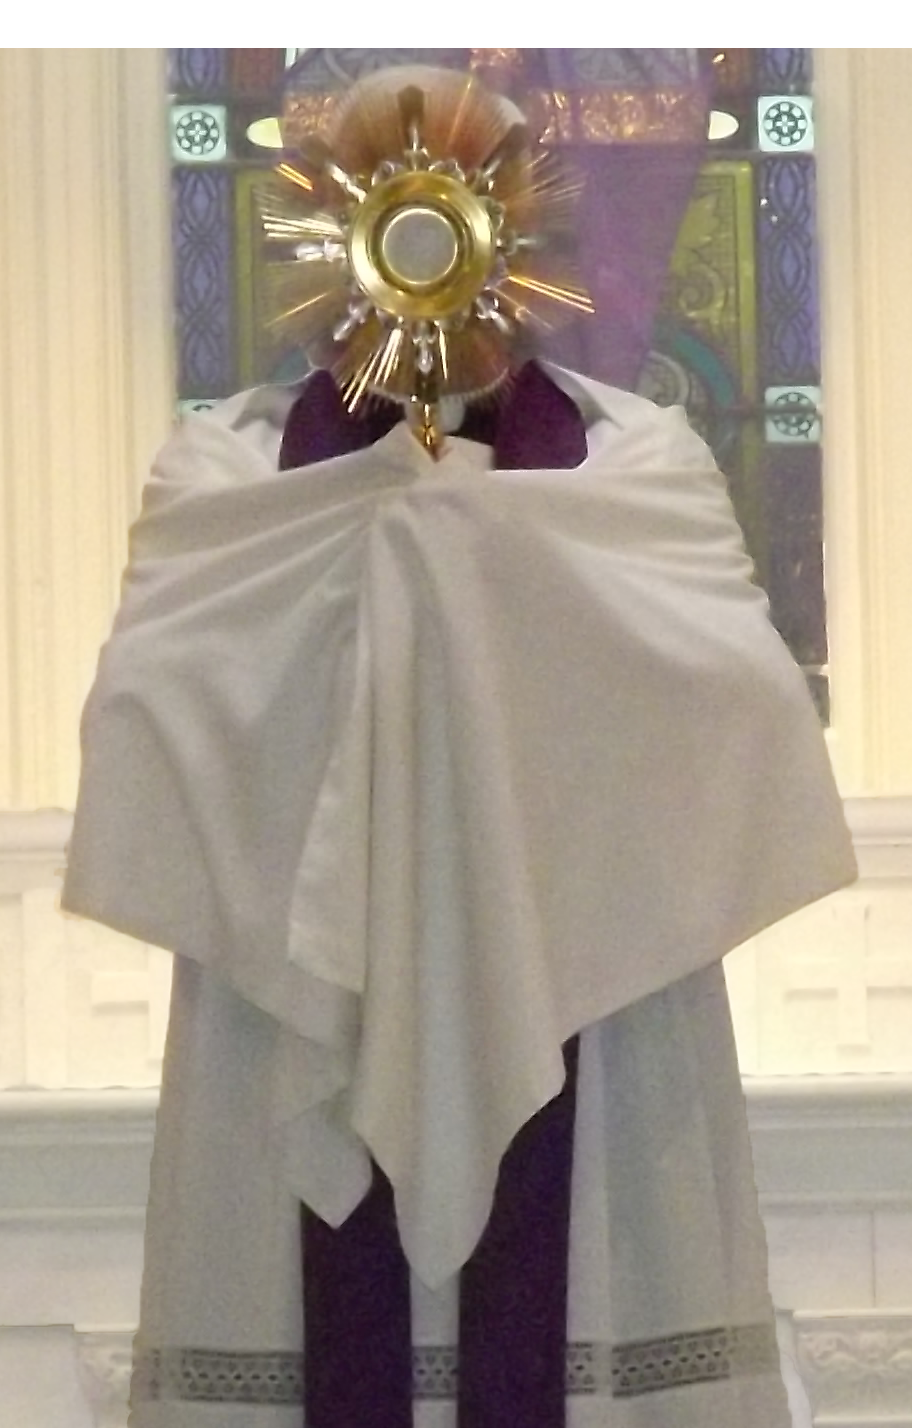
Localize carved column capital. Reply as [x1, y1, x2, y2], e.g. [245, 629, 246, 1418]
[794, 1311, 912, 1424]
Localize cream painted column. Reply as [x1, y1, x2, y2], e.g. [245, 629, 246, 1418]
[816, 49, 912, 795]
[0, 49, 173, 811]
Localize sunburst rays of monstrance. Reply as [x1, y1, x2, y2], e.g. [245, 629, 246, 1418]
[257, 67, 594, 456]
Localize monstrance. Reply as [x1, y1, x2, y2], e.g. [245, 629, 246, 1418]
[258, 66, 594, 456]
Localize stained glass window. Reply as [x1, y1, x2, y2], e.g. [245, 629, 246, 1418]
[167, 47, 827, 718]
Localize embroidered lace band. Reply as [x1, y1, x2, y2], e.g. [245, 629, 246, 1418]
[132, 1323, 779, 1404]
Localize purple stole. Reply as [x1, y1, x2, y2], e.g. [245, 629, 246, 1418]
[280, 364, 585, 1428]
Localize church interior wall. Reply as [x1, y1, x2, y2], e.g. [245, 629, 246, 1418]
[1, 47, 911, 1427]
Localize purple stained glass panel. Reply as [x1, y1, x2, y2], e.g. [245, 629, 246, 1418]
[168, 49, 227, 96]
[172, 169, 234, 397]
[758, 157, 820, 387]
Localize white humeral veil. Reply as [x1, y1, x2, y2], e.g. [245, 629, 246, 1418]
[63, 369, 855, 1425]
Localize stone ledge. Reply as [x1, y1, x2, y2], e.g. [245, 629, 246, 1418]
[3, 1080, 912, 1218]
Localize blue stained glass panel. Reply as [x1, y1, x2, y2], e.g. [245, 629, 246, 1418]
[172, 169, 235, 397]
[757, 49, 812, 90]
[758, 157, 820, 387]
[763, 445, 828, 668]
[169, 49, 227, 97]
[767, 536, 827, 668]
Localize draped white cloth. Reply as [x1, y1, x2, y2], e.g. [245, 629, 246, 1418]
[63, 369, 856, 1288]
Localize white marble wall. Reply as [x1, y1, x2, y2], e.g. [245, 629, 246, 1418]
[0, 883, 171, 1092]
[725, 797, 912, 1076]
[4, 799, 912, 1095]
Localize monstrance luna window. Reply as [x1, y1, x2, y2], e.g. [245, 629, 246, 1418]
[167, 47, 827, 719]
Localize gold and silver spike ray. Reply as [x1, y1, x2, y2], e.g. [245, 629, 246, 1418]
[258, 67, 594, 457]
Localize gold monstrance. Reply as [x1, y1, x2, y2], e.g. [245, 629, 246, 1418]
[258, 67, 594, 456]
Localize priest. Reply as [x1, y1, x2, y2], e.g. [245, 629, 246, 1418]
[63, 54, 856, 1428]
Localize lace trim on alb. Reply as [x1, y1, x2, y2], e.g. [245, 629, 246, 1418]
[131, 1348, 303, 1405]
[574, 1323, 780, 1398]
[132, 1322, 778, 1404]
[412, 1343, 458, 1399]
